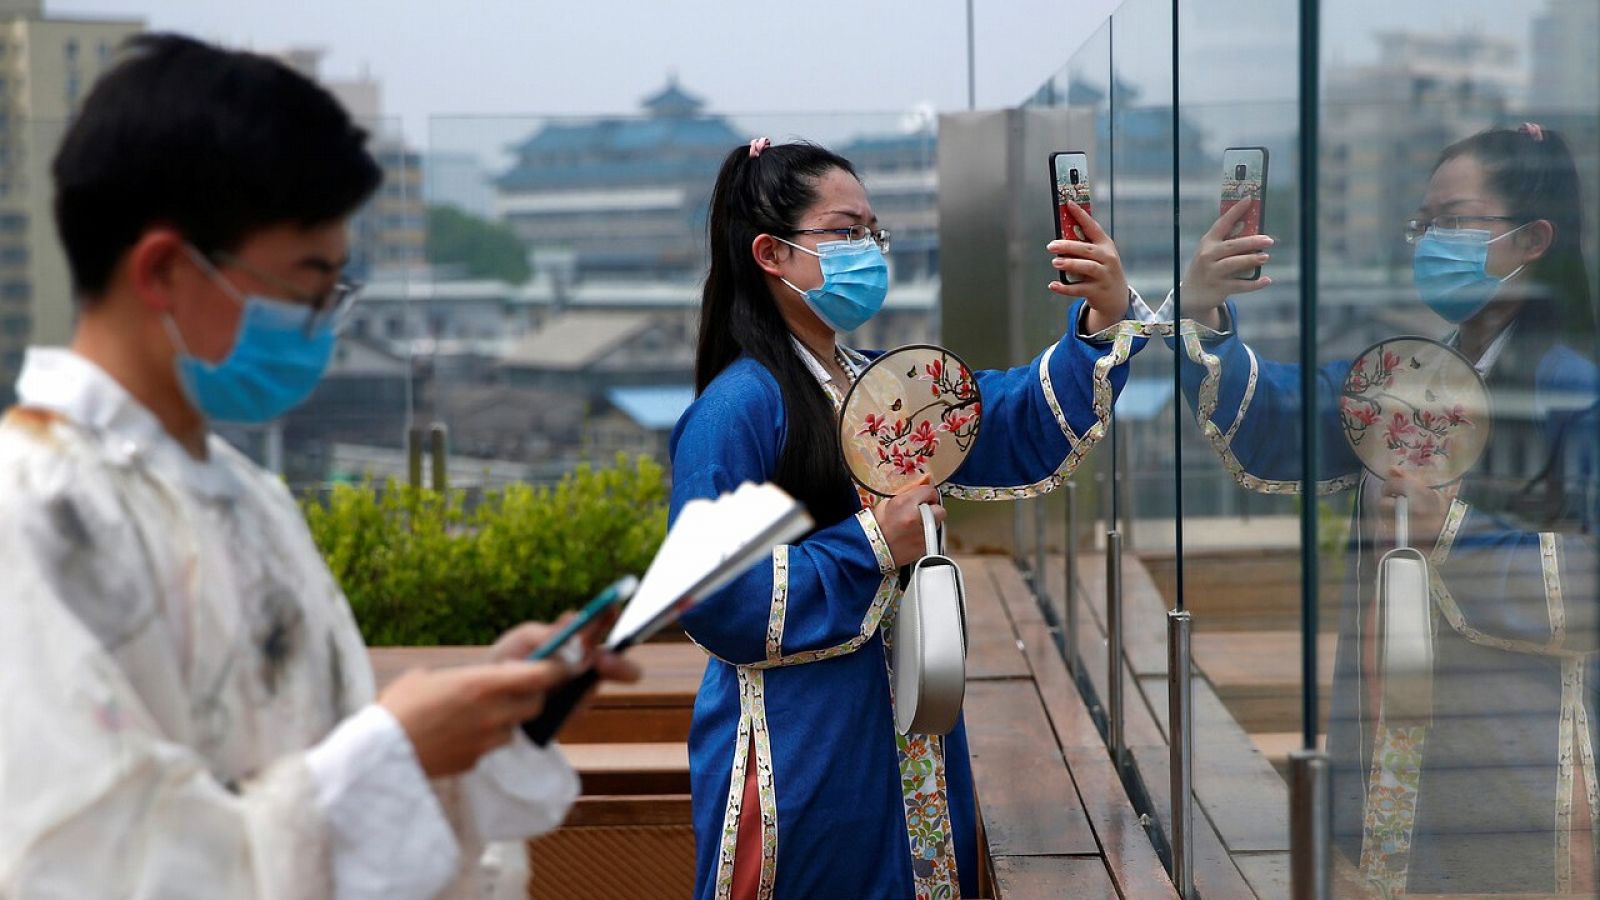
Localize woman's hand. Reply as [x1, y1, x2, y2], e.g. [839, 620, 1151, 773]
[1046, 201, 1129, 334]
[871, 477, 945, 567]
[1376, 467, 1458, 550]
[1180, 201, 1275, 329]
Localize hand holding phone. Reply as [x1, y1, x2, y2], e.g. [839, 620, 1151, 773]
[519, 576, 638, 746]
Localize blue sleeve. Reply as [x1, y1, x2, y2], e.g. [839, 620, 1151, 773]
[1173, 300, 1363, 493]
[945, 298, 1147, 499]
[667, 362, 897, 668]
[1433, 504, 1598, 654]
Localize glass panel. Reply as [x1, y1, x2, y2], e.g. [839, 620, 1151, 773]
[229, 115, 416, 492]
[1317, 1, 1600, 895]
[1173, 0, 1306, 892]
[1025, 14, 1116, 687]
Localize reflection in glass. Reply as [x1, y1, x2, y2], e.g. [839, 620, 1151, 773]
[1181, 125, 1598, 895]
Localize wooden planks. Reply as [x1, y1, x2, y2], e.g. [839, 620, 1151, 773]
[965, 679, 1101, 858]
[988, 856, 1120, 900]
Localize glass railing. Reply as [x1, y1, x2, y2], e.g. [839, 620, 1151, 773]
[1016, 0, 1600, 895]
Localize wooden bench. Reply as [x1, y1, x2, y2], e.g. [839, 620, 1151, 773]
[369, 641, 703, 899]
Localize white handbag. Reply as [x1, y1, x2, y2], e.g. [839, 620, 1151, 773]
[892, 503, 969, 736]
[1376, 496, 1434, 724]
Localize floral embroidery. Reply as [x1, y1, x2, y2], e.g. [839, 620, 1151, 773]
[882, 617, 961, 899]
[745, 574, 899, 670]
[1340, 345, 1476, 476]
[746, 669, 780, 898]
[713, 676, 756, 900]
[1540, 533, 1565, 649]
[1182, 327, 1361, 497]
[1360, 723, 1427, 895]
[850, 349, 980, 483]
[858, 509, 898, 576]
[1430, 499, 1469, 564]
[944, 326, 1134, 502]
[766, 547, 789, 663]
[1557, 658, 1580, 893]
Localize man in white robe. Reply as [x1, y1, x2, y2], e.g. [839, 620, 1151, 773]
[0, 34, 635, 899]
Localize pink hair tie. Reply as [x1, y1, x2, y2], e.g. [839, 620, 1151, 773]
[748, 137, 772, 158]
[1520, 122, 1545, 142]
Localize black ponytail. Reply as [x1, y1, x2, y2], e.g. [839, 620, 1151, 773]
[697, 142, 862, 527]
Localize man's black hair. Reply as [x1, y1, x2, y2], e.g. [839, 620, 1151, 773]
[52, 33, 383, 302]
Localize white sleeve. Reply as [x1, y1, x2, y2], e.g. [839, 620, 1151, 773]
[304, 705, 461, 900]
[459, 730, 580, 841]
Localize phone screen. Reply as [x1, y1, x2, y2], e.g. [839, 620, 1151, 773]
[1220, 147, 1268, 279]
[1050, 151, 1092, 283]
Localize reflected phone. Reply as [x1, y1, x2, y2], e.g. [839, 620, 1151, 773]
[1220, 146, 1269, 280]
[1049, 151, 1092, 285]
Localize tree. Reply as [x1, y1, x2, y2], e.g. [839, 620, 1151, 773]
[425, 205, 533, 284]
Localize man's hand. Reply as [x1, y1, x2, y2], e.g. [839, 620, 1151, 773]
[378, 661, 571, 779]
[1046, 201, 1129, 334]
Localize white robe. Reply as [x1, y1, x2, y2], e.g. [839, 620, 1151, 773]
[0, 348, 579, 899]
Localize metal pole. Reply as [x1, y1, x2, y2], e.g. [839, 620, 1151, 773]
[1293, 0, 1330, 893]
[429, 423, 448, 493]
[406, 425, 424, 490]
[965, 0, 976, 110]
[1168, 609, 1195, 899]
[1033, 498, 1048, 605]
[1290, 750, 1332, 900]
[1107, 530, 1125, 761]
[263, 421, 284, 477]
[1065, 480, 1079, 673]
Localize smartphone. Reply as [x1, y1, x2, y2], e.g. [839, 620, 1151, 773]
[526, 575, 639, 663]
[1049, 151, 1093, 285]
[1220, 146, 1269, 280]
[520, 574, 638, 747]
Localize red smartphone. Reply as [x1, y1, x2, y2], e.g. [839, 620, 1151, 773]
[1049, 151, 1092, 285]
[1220, 146, 1269, 280]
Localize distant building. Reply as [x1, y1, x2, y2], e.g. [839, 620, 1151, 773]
[495, 77, 742, 284]
[424, 152, 494, 218]
[1322, 30, 1521, 271]
[272, 47, 425, 280]
[1531, 0, 1599, 113]
[0, 0, 142, 405]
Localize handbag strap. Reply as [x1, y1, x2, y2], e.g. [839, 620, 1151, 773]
[919, 502, 941, 558]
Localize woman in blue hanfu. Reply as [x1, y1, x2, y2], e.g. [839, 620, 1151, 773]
[669, 137, 1148, 900]
[1170, 125, 1598, 895]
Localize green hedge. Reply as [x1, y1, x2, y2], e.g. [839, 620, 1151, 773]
[302, 455, 668, 646]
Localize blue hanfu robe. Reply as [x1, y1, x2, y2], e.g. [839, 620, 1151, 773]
[669, 298, 1147, 900]
[1174, 302, 1600, 894]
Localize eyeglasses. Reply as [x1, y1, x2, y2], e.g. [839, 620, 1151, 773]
[211, 251, 363, 335]
[788, 224, 892, 253]
[1403, 215, 1524, 245]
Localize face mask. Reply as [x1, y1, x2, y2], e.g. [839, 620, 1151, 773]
[775, 236, 890, 333]
[1412, 224, 1527, 324]
[166, 248, 338, 424]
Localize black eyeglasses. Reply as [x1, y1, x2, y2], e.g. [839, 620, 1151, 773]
[211, 251, 363, 335]
[1403, 215, 1524, 245]
[788, 224, 892, 253]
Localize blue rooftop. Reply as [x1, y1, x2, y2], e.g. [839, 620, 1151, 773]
[1114, 378, 1174, 421]
[607, 385, 697, 431]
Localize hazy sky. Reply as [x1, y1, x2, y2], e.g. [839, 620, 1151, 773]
[45, 0, 1544, 158]
[47, 0, 1121, 138]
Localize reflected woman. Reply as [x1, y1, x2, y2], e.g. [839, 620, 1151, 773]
[1175, 125, 1599, 894]
[670, 138, 1147, 899]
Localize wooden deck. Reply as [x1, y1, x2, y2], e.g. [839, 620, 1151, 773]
[367, 554, 1185, 898]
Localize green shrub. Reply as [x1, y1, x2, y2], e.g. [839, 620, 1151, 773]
[302, 454, 668, 646]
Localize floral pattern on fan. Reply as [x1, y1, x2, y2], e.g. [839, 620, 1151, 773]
[1338, 337, 1491, 487]
[841, 346, 982, 497]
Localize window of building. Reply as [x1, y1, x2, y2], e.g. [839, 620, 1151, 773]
[64, 39, 78, 62]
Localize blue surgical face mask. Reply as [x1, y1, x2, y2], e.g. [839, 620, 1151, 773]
[775, 235, 890, 333]
[1412, 224, 1527, 324]
[165, 247, 338, 424]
